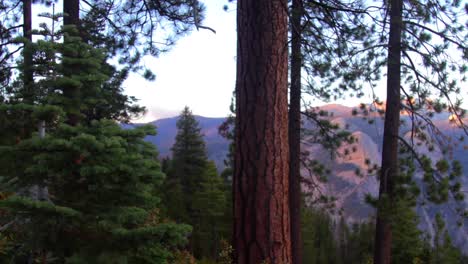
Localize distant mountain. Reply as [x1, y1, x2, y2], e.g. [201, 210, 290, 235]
[130, 104, 468, 253]
[128, 116, 228, 170]
[301, 105, 468, 253]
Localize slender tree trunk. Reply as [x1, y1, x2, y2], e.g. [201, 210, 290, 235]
[373, 0, 403, 264]
[289, 0, 303, 263]
[63, 0, 80, 126]
[23, 0, 33, 103]
[234, 0, 291, 263]
[63, 0, 80, 28]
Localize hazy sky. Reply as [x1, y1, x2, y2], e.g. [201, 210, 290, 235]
[33, 1, 467, 122]
[125, 0, 378, 123]
[123, 0, 467, 123]
[126, 0, 237, 122]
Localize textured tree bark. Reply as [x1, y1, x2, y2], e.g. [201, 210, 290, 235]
[373, 0, 403, 264]
[289, 0, 303, 263]
[63, 0, 80, 126]
[234, 0, 291, 263]
[23, 0, 33, 104]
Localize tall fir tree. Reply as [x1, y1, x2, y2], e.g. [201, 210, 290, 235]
[165, 106, 208, 225]
[164, 106, 227, 260]
[192, 161, 227, 261]
[431, 213, 462, 264]
[391, 200, 423, 264]
[301, 204, 339, 264]
[0, 16, 191, 263]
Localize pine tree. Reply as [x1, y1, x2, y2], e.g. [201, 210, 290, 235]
[62, 0, 81, 126]
[218, 97, 235, 249]
[0, 1, 22, 96]
[347, 221, 375, 264]
[368, 0, 467, 261]
[289, 1, 303, 262]
[373, 2, 403, 263]
[22, 0, 33, 103]
[0, 19, 191, 263]
[2, 121, 192, 262]
[171, 107, 208, 194]
[164, 106, 229, 260]
[165, 106, 207, 224]
[290, 2, 376, 259]
[234, 0, 291, 262]
[432, 213, 462, 264]
[301, 205, 339, 264]
[391, 200, 423, 264]
[78, 0, 208, 76]
[192, 161, 227, 260]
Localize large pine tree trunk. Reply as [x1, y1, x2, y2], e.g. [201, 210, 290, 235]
[234, 0, 291, 263]
[373, 0, 403, 263]
[23, 0, 33, 103]
[63, 0, 80, 126]
[289, 0, 303, 263]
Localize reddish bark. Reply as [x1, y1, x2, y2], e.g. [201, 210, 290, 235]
[234, 0, 291, 263]
[373, 0, 403, 263]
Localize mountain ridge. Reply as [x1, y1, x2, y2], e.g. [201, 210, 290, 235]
[130, 104, 468, 253]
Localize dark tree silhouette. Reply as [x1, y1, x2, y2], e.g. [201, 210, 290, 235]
[373, 1, 403, 263]
[289, 0, 303, 263]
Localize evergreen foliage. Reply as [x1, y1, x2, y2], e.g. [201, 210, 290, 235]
[430, 213, 463, 264]
[0, 17, 190, 263]
[163, 107, 228, 261]
[301, 205, 339, 264]
[0, 1, 467, 262]
[301, 201, 467, 264]
[171, 107, 208, 201]
[391, 200, 423, 264]
[79, 0, 208, 76]
[192, 161, 227, 260]
[1, 121, 192, 262]
[164, 106, 207, 225]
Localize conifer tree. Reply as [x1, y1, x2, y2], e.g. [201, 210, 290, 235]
[431, 213, 462, 264]
[22, 0, 33, 103]
[365, 0, 467, 262]
[289, 1, 303, 262]
[171, 106, 208, 193]
[301, 205, 339, 264]
[164, 106, 227, 260]
[234, 0, 291, 262]
[165, 107, 207, 224]
[391, 200, 423, 264]
[0, 18, 191, 263]
[192, 161, 227, 260]
[78, 0, 209, 76]
[0, 1, 22, 96]
[373, 2, 403, 262]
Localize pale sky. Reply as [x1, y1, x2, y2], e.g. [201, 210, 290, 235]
[32, 1, 467, 123]
[125, 0, 467, 123]
[125, 0, 378, 123]
[126, 0, 237, 122]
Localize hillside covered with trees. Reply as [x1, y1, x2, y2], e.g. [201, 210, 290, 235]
[0, 0, 467, 263]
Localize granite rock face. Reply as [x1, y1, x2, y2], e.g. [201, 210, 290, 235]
[132, 105, 468, 253]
